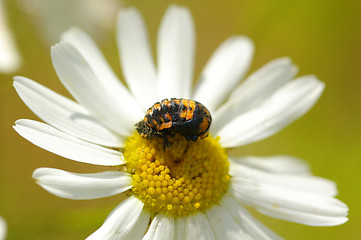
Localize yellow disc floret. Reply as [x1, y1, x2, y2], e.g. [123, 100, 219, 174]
[123, 132, 230, 217]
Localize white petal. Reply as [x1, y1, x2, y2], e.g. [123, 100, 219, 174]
[229, 155, 310, 175]
[14, 119, 123, 166]
[193, 36, 254, 112]
[174, 217, 186, 240]
[157, 5, 195, 99]
[13, 76, 124, 148]
[153, 215, 174, 240]
[33, 168, 132, 200]
[87, 196, 150, 240]
[141, 216, 156, 240]
[117, 8, 158, 109]
[230, 160, 337, 196]
[217, 76, 325, 148]
[206, 204, 251, 240]
[61, 28, 140, 104]
[0, 0, 21, 74]
[0, 216, 6, 240]
[230, 178, 348, 226]
[258, 207, 348, 227]
[221, 195, 283, 240]
[212, 57, 297, 132]
[143, 214, 174, 240]
[121, 210, 151, 240]
[53, 33, 143, 136]
[186, 212, 215, 240]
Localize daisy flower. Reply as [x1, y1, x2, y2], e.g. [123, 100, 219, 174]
[13, 5, 348, 239]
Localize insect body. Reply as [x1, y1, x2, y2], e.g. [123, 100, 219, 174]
[136, 98, 212, 142]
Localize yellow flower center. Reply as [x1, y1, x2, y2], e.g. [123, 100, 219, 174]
[123, 132, 230, 217]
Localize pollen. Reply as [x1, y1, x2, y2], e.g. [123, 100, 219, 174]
[123, 132, 230, 217]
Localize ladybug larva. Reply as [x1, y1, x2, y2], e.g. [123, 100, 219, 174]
[136, 98, 212, 143]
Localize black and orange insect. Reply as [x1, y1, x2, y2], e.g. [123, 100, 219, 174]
[136, 98, 212, 143]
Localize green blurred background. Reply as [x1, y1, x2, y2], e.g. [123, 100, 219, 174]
[1, 0, 360, 239]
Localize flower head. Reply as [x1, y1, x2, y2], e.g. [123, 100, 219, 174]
[14, 5, 348, 239]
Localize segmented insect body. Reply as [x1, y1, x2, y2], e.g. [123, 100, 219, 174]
[136, 98, 212, 142]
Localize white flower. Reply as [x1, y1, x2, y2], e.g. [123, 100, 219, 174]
[0, 217, 6, 240]
[0, 0, 21, 74]
[13, 5, 348, 240]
